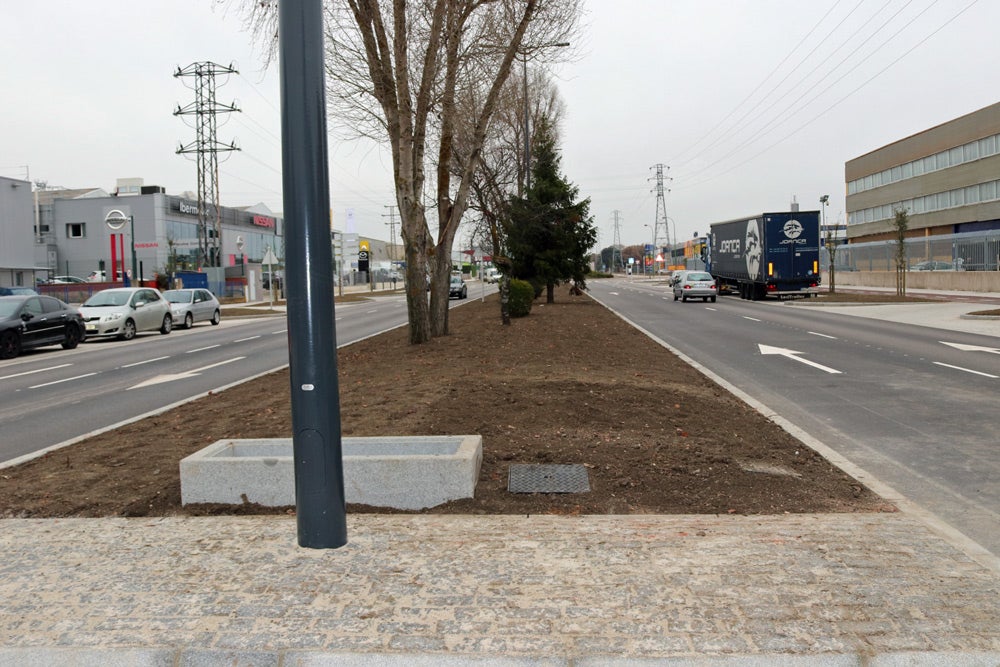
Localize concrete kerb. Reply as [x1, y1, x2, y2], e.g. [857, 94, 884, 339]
[586, 290, 1000, 576]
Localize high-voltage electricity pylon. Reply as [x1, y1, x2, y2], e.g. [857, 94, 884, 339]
[174, 62, 240, 268]
[650, 164, 672, 261]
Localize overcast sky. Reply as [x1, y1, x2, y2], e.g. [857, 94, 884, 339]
[4, 1, 999, 250]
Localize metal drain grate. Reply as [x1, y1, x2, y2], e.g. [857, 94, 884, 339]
[508, 464, 590, 494]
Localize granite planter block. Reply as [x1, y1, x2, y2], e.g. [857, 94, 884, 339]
[179, 435, 482, 510]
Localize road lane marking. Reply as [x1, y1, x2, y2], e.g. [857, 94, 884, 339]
[122, 356, 169, 368]
[743, 316, 761, 322]
[933, 362, 998, 379]
[940, 341, 1000, 354]
[758, 344, 842, 374]
[187, 345, 220, 353]
[0, 363, 72, 381]
[808, 331, 837, 339]
[705, 307, 717, 311]
[271, 329, 287, 334]
[233, 336, 261, 343]
[30, 372, 99, 389]
[128, 356, 247, 390]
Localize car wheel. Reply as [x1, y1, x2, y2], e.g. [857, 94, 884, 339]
[184, 312, 194, 329]
[673, 293, 679, 301]
[710, 296, 717, 303]
[681, 295, 687, 302]
[211, 309, 221, 326]
[0, 330, 21, 359]
[61, 324, 81, 350]
[703, 297, 708, 302]
[119, 319, 137, 341]
[160, 314, 173, 335]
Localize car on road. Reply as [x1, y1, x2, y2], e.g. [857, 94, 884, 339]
[484, 268, 501, 283]
[0, 286, 38, 296]
[449, 274, 468, 299]
[86, 270, 107, 282]
[79, 287, 173, 340]
[163, 288, 222, 329]
[47, 275, 88, 284]
[672, 270, 717, 302]
[911, 260, 958, 271]
[0, 294, 87, 359]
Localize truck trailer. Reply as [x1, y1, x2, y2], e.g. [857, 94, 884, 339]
[706, 211, 821, 300]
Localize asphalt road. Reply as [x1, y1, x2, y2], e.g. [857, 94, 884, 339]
[0, 290, 489, 465]
[588, 278, 1000, 557]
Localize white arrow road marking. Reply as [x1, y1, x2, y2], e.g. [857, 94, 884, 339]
[128, 356, 246, 390]
[933, 362, 998, 379]
[758, 344, 842, 374]
[940, 341, 1000, 354]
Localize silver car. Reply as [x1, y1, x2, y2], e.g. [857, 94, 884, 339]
[672, 271, 717, 303]
[163, 288, 222, 329]
[79, 288, 173, 340]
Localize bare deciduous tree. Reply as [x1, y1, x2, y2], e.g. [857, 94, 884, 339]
[233, 0, 580, 343]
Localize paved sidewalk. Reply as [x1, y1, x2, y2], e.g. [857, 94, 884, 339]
[1, 514, 999, 664]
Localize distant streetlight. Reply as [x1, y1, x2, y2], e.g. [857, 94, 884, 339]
[523, 42, 570, 193]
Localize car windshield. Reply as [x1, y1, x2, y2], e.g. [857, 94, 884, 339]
[163, 290, 193, 304]
[451, 276, 462, 284]
[83, 291, 130, 307]
[686, 273, 712, 281]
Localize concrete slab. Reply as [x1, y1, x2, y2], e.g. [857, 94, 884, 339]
[179, 435, 482, 510]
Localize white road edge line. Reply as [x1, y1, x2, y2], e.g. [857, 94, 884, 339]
[0, 363, 72, 380]
[933, 362, 999, 379]
[29, 372, 98, 389]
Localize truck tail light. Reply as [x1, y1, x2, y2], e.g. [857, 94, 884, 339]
[813, 260, 819, 274]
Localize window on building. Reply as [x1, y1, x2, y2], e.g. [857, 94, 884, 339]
[980, 181, 997, 201]
[964, 142, 979, 162]
[980, 135, 997, 157]
[949, 146, 963, 165]
[912, 159, 924, 176]
[890, 166, 902, 182]
[66, 223, 86, 239]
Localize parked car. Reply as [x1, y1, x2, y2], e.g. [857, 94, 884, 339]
[86, 270, 106, 282]
[911, 260, 957, 271]
[484, 268, 501, 284]
[163, 288, 222, 329]
[0, 294, 86, 359]
[47, 275, 88, 284]
[0, 286, 38, 296]
[672, 270, 717, 302]
[79, 287, 173, 340]
[449, 274, 468, 299]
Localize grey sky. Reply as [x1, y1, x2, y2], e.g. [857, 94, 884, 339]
[3, 1, 998, 250]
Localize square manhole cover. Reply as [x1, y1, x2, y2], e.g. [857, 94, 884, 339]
[508, 464, 590, 494]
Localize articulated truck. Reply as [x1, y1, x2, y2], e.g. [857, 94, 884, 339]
[706, 211, 821, 300]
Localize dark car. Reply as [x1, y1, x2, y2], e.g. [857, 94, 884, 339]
[0, 286, 38, 296]
[0, 295, 87, 359]
[449, 275, 468, 299]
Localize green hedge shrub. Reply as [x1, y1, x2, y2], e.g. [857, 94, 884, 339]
[508, 279, 534, 318]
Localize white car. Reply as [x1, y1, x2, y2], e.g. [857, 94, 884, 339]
[79, 288, 173, 340]
[163, 288, 222, 329]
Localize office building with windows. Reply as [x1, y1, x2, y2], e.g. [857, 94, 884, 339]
[845, 101, 1000, 244]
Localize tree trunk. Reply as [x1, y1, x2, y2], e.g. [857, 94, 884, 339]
[546, 281, 555, 304]
[499, 275, 511, 325]
[429, 224, 459, 337]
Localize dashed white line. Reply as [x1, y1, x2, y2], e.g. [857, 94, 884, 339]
[233, 336, 261, 343]
[271, 329, 287, 334]
[187, 345, 220, 353]
[933, 362, 998, 379]
[30, 372, 99, 389]
[0, 363, 72, 381]
[808, 331, 837, 339]
[122, 356, 170, 368]
[743, 316, 761, 322]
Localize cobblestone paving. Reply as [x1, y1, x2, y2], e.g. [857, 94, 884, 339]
[1, 514, 998, 664]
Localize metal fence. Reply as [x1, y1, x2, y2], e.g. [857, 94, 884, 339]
[825, 230, 1000, 272]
